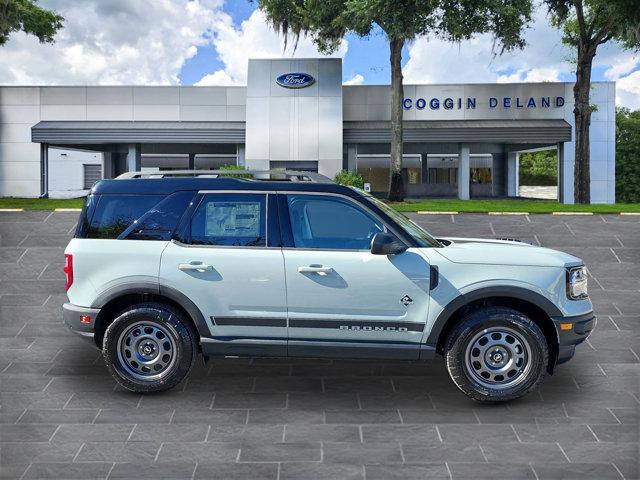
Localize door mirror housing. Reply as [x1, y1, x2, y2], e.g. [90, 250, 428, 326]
[370, 232, 407, 255]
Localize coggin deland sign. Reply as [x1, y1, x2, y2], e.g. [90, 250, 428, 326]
[403, 95, 565, 110]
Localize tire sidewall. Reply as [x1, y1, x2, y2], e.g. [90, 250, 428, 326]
[103, 305, 195, 392]
[446, 308, 548, 403]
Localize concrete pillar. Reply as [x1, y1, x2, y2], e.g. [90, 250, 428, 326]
[40, 143, 49, 198]
[237, 144, 246, 167]
[347, 144, 357, 171]
[188, 153, 195, 170]
[557, 142, 566, 203]
[457, 143, 470, 200]
[507, 151, 519, 197]
[126, 143, 141, 172]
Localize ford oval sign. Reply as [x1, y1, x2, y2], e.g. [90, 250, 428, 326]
[276, 73, 315, 89]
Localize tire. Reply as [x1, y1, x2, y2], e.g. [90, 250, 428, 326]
[444, 307, 548, 403]
[103, 303, 197, 393]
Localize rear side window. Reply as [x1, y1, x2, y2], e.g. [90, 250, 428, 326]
[120, 191, 195, 241]
[190, 193, 266, 247]
[85, 195, 164, 239]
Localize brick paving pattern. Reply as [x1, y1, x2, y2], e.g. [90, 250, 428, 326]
[0, 210, 638, 479]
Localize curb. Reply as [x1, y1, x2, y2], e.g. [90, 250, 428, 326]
[552, 212, 593, 216]
[0, 208, 24, 212]
[417, 211, 458, 215]
[54, 208, 82, 212]
[488, 212, 529, 215]
[620, 212, 640, 216]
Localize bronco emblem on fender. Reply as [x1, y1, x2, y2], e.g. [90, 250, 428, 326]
[400, 295, 413, 306]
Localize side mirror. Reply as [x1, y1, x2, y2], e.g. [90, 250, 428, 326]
[371, 232, 407, 255]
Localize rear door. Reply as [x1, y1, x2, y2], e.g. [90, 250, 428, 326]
[279, 193, 431, 359]
[159, 191, 288, 356]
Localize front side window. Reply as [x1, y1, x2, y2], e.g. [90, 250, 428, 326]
[287, 194, 384, 250]
[190, 193, 266, 247]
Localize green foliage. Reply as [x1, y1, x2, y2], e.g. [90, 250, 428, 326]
[258, 0, 533, 54]
[616, 108, 640, 203]
[0, 0, 64, 46]
[334, 170, 365, 189]
[519, 150, 558, 186]
[217, 164, 252, 178]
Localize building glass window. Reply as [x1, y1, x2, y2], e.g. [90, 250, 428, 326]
[471, 168, 492, 184]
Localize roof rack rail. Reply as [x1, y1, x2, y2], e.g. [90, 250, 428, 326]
[116, 169, 334, 183]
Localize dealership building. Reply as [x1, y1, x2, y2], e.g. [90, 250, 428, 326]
[0, 58, 616, 203]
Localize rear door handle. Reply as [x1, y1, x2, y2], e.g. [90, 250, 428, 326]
[298, 265, 333, 275]
[179, 262, 213, 272]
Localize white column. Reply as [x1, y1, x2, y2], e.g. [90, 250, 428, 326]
[507, 151, 519, 197]
[457, 143, 470, 200]
[126, 144, 141, 172]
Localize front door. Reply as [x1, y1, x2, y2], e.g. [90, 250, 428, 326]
[160, 192, 287, 356]
[280, 193, 431, 359]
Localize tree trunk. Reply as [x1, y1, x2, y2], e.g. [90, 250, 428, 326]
[388, 36, 405, 202]
[573, 45, 595, 204]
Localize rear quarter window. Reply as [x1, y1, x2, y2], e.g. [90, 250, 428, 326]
[86, 195, 164, 239]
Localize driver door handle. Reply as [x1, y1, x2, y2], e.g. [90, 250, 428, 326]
[179, 262, 213, 272]
[298, 265, 333, 275]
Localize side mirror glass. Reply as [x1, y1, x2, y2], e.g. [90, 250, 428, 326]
[371, 232, 407, 255]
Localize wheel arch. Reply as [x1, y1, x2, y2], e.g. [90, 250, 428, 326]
[428, 287, 560, 373]
[92, 283, 210, 348]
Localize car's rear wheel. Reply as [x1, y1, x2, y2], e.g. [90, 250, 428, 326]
[103, 303, 197, 393]
[444, 307, 548, 403]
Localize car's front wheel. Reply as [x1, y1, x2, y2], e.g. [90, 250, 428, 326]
[444, 307, 548, 403]
[103, 303, 197, 393]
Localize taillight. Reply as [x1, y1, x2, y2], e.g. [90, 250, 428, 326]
[63, 254, 73, 291]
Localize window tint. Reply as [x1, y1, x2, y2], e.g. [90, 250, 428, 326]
[121, 191, 195, 241]
[287, 195, 384, 250]
[85, 195, 164, 239]
[190, 193, 266, 247]
[75, 194, 99, 238]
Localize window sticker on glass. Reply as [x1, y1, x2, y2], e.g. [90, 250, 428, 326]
[205, 202, 261, 238]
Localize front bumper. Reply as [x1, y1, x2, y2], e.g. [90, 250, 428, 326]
[63, 302, 100, 345]
[552, 311, 596, 364]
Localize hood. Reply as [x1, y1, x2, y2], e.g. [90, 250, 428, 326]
[433, 237, 582, 268]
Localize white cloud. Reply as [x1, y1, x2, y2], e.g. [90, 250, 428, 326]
[196, 9, 348, 86]
[343, 74, 364, 85]
[616, 70, 640, 109]
[403, 9, 572, 85]
[0, 0, 224, 85]
[402, 7, 639, 108]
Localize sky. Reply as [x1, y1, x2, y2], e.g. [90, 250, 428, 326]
[0, 0, 638, 108]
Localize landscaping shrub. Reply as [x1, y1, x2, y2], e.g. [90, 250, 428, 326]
[334, 170, 365, 189]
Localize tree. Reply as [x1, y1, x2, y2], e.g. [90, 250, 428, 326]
[258, 0, 533, 201]
[615, 107, 640, 203]
[544, 0, 640, 204]
[0, 0, 64, 46]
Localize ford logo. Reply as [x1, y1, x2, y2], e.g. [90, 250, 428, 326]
[276, 73, 315, 89]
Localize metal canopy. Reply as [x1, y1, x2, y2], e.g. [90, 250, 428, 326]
[32, 121, 246, 144]
[343, 119, 572, 144]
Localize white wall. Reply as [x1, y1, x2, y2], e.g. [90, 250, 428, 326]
[0, 85, 247, 197]
[48, 148, 103, 195]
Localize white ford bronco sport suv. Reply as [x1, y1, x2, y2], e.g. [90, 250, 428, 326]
[63, 170, 595, 402]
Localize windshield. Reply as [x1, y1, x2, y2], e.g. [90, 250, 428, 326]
[354, 188, 442, 248]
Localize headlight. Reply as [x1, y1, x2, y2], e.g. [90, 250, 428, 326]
[567, 266, 588, 299]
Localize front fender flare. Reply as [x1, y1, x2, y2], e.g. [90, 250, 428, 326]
[425, 285, 562, 347]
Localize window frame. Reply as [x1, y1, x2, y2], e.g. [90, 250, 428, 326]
[175, 190, 279, 249]
[278, 191, 406, 252]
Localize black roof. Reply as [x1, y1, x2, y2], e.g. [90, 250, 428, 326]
[91, 177, 360, 197]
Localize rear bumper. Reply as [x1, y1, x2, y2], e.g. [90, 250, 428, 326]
[63, 302, 100, 345]
[552, 311, 596, 364]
